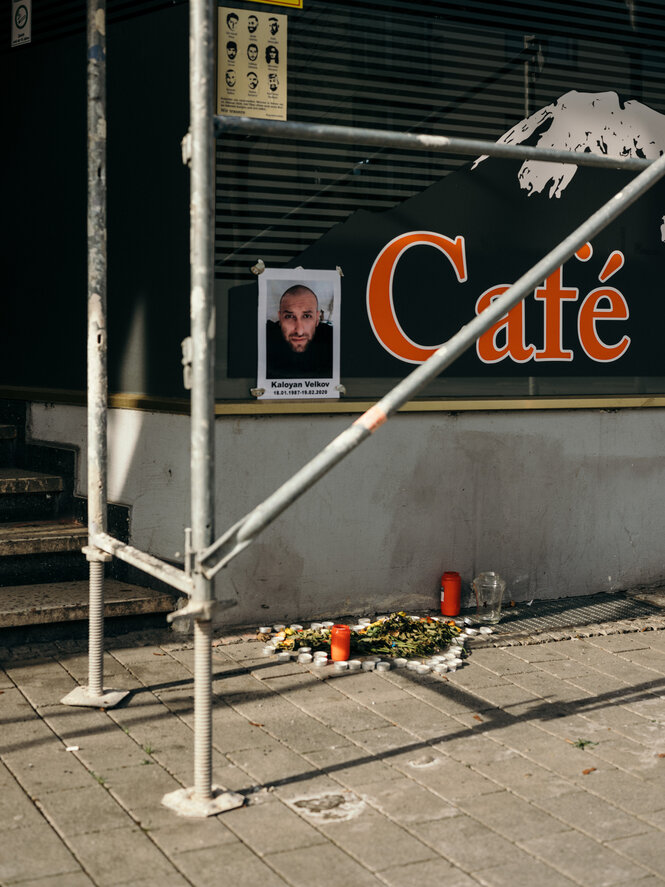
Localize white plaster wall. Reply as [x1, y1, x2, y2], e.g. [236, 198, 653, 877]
[28, 403, 665, 627]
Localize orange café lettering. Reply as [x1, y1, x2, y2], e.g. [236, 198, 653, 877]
[366, 232, 630, 365]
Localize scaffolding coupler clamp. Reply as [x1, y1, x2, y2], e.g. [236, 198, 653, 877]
[167, 597, 238, 624]
[181, 129, 192, 167]
[167, 599, 216, 623]
[181, 337, 193, 390]
[82, 544, 112, 563]
[184, 527, 194, 577]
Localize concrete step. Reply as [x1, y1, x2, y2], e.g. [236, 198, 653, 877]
[0, 579, 178, 627]
[0, 467, 63, 495]
[0, 519, 87, 556]
[0, 468, 65, 521]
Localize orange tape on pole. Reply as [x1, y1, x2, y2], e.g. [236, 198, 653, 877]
[353, 404, 388, 433]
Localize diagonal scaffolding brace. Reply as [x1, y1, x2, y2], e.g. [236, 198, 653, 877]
[198, 143, 665, 580]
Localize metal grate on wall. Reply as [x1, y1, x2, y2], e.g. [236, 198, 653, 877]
[475, 591, 663, 639]
[214, 0, 665, 286]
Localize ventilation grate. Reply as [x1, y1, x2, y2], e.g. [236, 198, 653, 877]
[468, 592, 663, 636]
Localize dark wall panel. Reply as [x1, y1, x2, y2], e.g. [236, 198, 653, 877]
[2, 1, 189, 397]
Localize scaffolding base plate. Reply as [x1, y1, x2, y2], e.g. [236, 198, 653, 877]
[61, 686, 129, 708]
[162, 785, 245, 818]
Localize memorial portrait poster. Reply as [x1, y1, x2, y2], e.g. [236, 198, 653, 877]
[257, 268, 341, 400]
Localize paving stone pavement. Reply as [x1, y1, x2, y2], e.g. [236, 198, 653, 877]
[2, 617, 665, 886]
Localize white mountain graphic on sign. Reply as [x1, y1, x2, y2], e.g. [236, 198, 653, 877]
[472, 90, 665, 203]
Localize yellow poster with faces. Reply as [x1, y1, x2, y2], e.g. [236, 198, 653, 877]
[218, 8, 287, 121]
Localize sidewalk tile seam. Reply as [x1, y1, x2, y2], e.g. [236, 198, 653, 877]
[37, 790, 207, 886]
[256, 813, 415, 880]
[511, 831, 655, 884]
[544, 776, 665, 821]
[517, 791, 656, 845]
[230, 742, 511, 879]
[0, 685, 209, 886]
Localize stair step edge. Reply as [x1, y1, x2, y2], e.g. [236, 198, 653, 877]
[0, 528, 87, 557]
[0, 468, 64, 495]
[0, 579, 178, 627]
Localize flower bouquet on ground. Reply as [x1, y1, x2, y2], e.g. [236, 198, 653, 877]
[264, 611, 463, 659]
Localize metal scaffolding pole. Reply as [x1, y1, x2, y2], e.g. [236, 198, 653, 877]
[161, 0, 243, 818]
[62, 0, 127, 710]
[214, 115, 653, 172]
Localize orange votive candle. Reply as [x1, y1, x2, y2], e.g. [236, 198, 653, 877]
[440, 571, 461, 617]
[330, 624, 351, 661]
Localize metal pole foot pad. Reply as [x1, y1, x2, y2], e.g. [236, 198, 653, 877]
[61, 687, 129, 708]
[162, 785, 245, 818]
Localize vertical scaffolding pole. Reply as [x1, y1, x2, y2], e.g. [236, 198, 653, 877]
[62, 0, 128, 710]
[86, 0, 109, 699]
[189, 0, 215, 805]
[162, 0, 243, 817]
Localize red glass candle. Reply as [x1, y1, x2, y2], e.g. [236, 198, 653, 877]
[330, 624, 351, 661]
[440, 571, 461, 617]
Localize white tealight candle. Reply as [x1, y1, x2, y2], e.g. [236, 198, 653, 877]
[297, 653, 313, 664]
[277, 651, 291, 662]
[259, 626, 272, 634]
[375, 661, 390, 672]
[348, 660, 361, 671]
[362, 661, 375, 671]
[416, 664, 430, 675]
[393, 658, 407, 668]
[334, 660, 348, 671]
